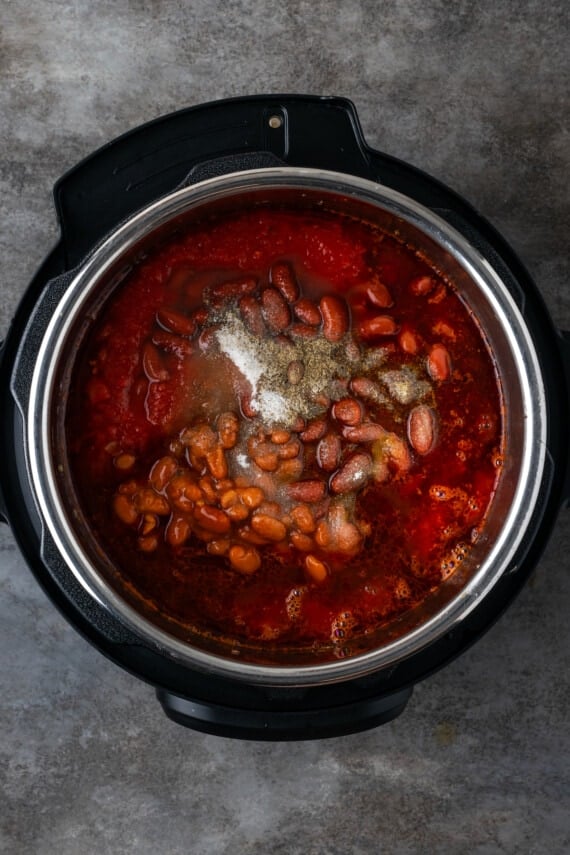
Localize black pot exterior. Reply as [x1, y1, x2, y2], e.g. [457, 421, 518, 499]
[1, 95, 568, 739]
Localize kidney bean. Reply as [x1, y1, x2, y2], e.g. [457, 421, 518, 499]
[142, 341, 169, 382]
[366, 281, 393, 308]
[140, 513, 159, 536]
[198, 475, 217, 503]
[270, 262, 300, 303]
[277, 438, 301, 460]
[408, 405, 438, 455]
[350, 376, 386, 405]
[138, 535, 158, 552]
[317, 432, 342, 472]
[205, 446, 228, 480]
[150, 456, 178, 492]
[238, 486, 265, 509]
[331, 397, 362, 426]
[300, 415, 328, 443]
[277, 457, 304, 481]
[151, 330, 193, 358]
[305, 554, 328, 583]
[156, 307, 196, 337]
[113, 453, 136, 471]
[287, 359, 305, 385]
[229, 544, 262, 574]
[410, 274, 435, 296]
[293, 298, 322, 326]
[319, 294, 349, 342]
[181, 423, 218, 458]
[261, 287, 291, 334]
[289, 323, 318, 340]
[217, 411, 240, 449]
[237, 525, 270, 545]
[290, 532, 314, 552]
[134, 488, 171, 516]
[194, 503, 231, 534]
[372, 433, 412, 476]
[225, 502, 250, 522]
[253, 450, 280, 472]
[428, 283, 447, 304]
[427, 343, 452, 381]
[314, 520, 331, 548]
[270, 429, 290, 445]
[207, 538, 231, 556]
[327, 502, 363, 554]
[286, 480, 327, 503]
[239, 294, 267, 338]
[357, 315, 399, 339]
[207, 277, 258, 306]
[342, 422, 386, 443]
[167, 473, 202, 511]
[251, 513, 287, 542]
[399, 328, 420, 354]
[165, 514, 192, 547]
[290, 504, 316, 533]
[113, 493, 139, 526]
[330, 451, 372, 495]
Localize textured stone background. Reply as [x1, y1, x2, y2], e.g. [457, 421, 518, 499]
[1, 2, 569, 853]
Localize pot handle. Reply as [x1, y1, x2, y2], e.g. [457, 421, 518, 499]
[53, 95, 375, 267]
[0, 339, 8, 523]
[156, 685, 412, 740]
[560, 329, 570, 508]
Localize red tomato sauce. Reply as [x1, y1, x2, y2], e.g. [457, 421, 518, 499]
[65, 204, 503, 656]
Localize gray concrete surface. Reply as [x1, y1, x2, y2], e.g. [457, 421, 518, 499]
[1, 2, 569, 853]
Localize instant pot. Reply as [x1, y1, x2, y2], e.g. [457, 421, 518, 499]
[1, 95, 568, 739]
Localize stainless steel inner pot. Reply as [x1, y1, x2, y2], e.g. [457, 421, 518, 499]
[25, 167, 547, 686]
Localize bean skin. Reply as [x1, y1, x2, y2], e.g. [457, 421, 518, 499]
[319, 294, 349, 342]
[408, 405, 438, 455]
[261, 287, 291, 334]
[270, 262, 300, 303]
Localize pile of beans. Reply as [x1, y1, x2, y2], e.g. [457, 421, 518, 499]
[110, 260, 447, 585]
